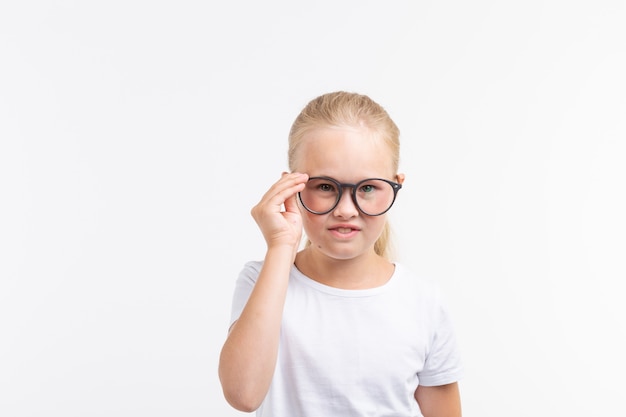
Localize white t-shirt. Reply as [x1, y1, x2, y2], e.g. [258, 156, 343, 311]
[229, 261, 463, 417]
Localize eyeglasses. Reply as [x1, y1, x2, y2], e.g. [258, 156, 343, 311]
[298, 176, 402, 216]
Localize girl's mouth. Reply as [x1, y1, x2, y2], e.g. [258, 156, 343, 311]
[329, 225, 361, 238]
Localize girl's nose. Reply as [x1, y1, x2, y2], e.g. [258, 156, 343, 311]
[332, 191, 359, 218]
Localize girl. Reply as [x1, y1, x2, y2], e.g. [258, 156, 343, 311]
[219, 92, 463, 416]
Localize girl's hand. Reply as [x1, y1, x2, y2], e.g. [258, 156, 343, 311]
[251, 172, 309, 252]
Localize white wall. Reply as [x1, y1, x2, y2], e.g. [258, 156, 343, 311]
[1, 1, 624, 415]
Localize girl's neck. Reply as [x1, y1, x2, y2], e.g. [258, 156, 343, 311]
[294, 248, 394, 290]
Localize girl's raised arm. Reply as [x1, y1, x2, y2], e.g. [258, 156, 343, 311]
[218, 172, 307, 412]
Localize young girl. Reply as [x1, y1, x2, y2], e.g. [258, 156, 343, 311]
[219, 92, 463, 416]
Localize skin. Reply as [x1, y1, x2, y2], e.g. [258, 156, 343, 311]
[416, 383, 462, 417]
[218, 125, 461, 416]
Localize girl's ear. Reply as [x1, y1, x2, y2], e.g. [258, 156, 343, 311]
[396, 173, 406, 185]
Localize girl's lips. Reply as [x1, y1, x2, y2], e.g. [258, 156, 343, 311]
[328, 225, 361, 238]
[328, 224, 361, 232]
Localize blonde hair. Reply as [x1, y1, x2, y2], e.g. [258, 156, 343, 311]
[288, 91, 401, 260]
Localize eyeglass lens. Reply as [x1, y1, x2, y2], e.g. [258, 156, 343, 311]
[299, 177, 398, 216]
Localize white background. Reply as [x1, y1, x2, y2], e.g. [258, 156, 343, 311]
[1, 1, 625, 416]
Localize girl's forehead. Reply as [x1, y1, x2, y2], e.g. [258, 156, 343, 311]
[294, 127, 396, 177]
[298, 126, 387, 149]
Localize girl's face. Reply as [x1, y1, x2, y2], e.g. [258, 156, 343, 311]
[293, 126, 404, 262]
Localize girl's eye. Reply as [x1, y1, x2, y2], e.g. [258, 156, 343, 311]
[318, 183, 336, 192]
[360, 184, 375, 193]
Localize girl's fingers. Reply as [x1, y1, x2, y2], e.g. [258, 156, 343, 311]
[283, 192, 300, 214]
[261, 173, 308, 209]
[250, 173, 308, 248]
[251, 173, 308, 223]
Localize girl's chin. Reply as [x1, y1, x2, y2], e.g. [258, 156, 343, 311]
[307, 243, 374, 262]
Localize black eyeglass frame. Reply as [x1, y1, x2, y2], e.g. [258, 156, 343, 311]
[298, 176, 403, 216]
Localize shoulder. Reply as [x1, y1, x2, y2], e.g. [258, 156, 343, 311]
[388, 263, 451, 320]
[235, 260, 264, 285]
[392, 263, 442, 298]
[241, 259, 264, 275]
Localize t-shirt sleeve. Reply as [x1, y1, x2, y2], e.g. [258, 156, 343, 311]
[228, 261, 263, 328]
[418, 294, 464, 386]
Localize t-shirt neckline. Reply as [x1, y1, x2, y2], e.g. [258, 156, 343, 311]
[290, 263, 400, 297]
